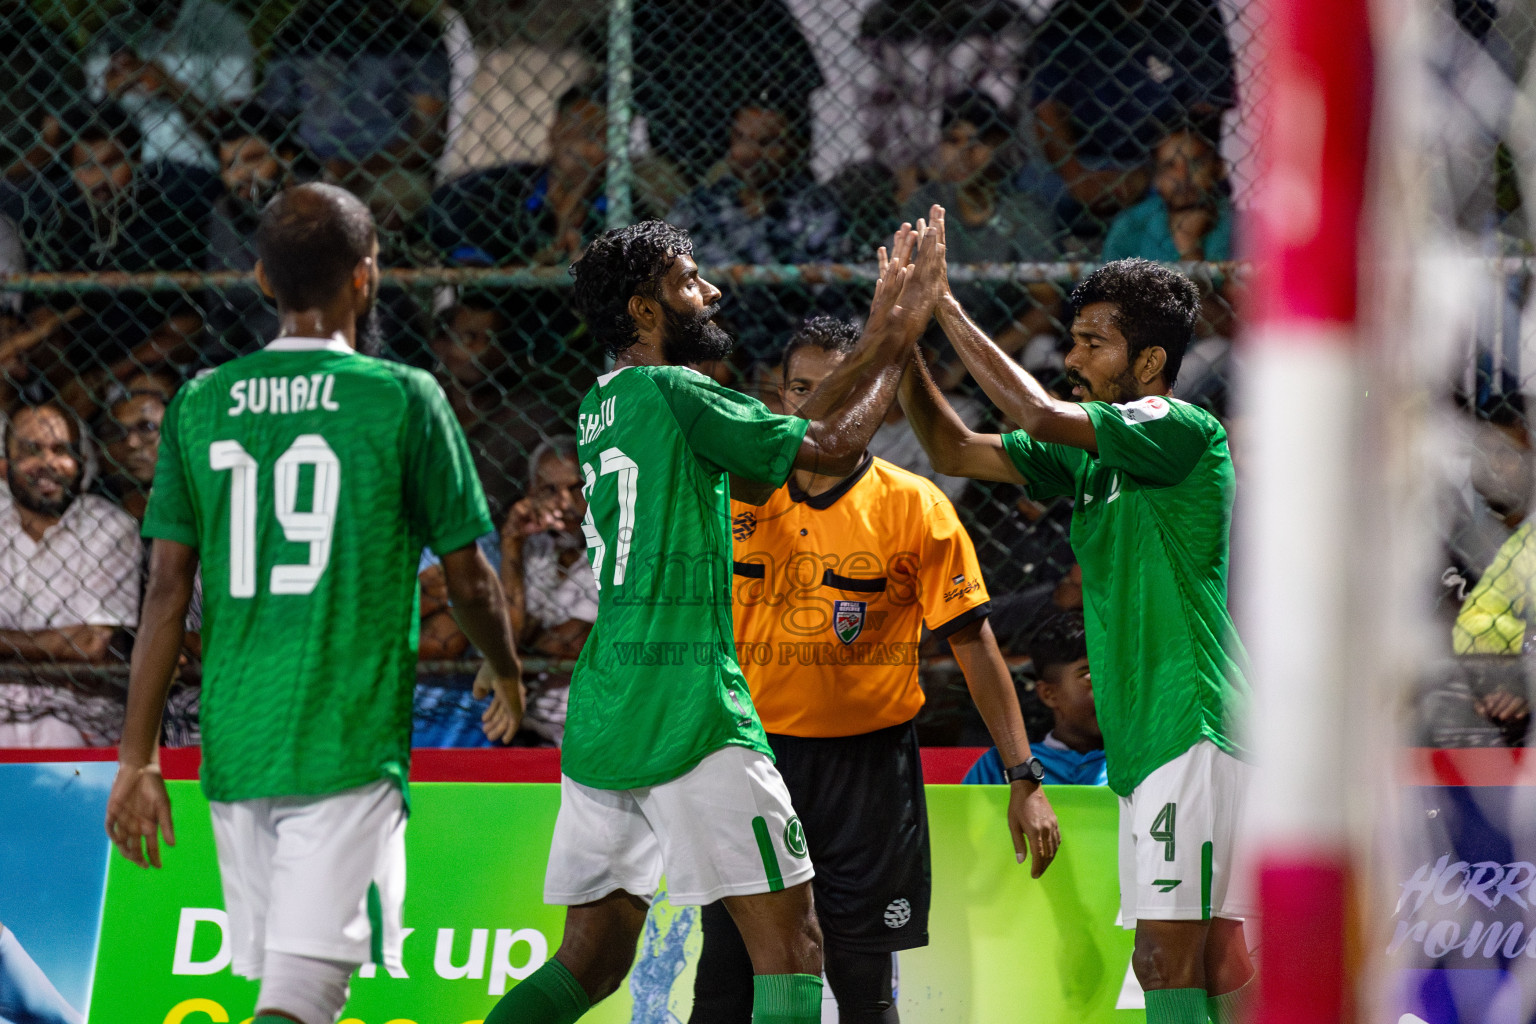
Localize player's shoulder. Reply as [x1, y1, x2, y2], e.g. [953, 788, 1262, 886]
[1103, 394, 1220, 434]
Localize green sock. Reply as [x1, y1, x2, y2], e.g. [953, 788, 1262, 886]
[483, 957, 591, 1024]
[1145, 987, 1208, 1024]
[1208, 977, 1254, 1024]
[752, 973, 823, 1024]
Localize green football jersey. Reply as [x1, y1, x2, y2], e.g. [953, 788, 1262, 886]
[1002, 395, 1251, 796]
[567, 365, 809, 789]
[143, 337, 493, 803]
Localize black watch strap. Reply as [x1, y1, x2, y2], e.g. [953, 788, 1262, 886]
[1005, 756, 1045, 784]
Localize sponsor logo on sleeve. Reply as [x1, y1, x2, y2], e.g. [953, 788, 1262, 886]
[943, 576, 982, 602]
[833, 600, 867, 644]
[884, 898, 913, 928]
[1117, 396, 1171, 424]
[732, 511, 757, 541]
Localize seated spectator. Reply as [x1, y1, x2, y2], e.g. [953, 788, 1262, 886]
[857, 0, 1032, 204]
[85, 0, 257, 170]
[669, 100, 846, 363]
[633, 0, 822, 181]
[1104, 127, 1240, 405]
[260, 0, 449, 229]
[498, 436, 597, 747]
[0, 401, 140, 746]
[0, 101, 218, 274]
[904, 90, 1061, 353]
[205, 103, 312, 355]
[1104, 127, 1234, 264]
[1455, 520, 1536, 655]
[1028, 0, 1236, 231]
[430, 296, 565, 519]
[964, 611, 1105, 785]
[94, 374, 176, 522]
[53, 305, 204, 422]
[428, 83, 611, 267]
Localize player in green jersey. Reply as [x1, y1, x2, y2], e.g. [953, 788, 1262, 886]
[104, 183, 525, 1024]
[897, 230, 1255, 1024]
[482, 217, 945, 1024]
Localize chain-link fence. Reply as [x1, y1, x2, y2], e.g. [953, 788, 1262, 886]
[0, 0, 1303, 750]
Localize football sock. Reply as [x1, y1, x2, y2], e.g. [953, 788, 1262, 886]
[752, 973, 824, 1024]
[1145, 987, 1208, 1024]
[484, 957, 590, 1024]
[1207, 977, 1254, 1024]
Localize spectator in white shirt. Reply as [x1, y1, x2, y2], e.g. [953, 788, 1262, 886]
[0, 401, 140, 746]
[498, 436, 597, 746]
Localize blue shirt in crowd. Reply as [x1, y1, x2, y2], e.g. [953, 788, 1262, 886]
[963, 734, 1109, 787]
[1101, 193, 1235, 263]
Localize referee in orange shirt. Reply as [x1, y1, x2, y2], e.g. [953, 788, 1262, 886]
[688, 317, 1061, 1024]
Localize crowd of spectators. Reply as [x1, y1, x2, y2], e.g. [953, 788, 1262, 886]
[0, 0, 1256, 749]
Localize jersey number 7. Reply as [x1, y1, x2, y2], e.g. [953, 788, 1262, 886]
[581, 447, 639, 589]
[210, 434, 340, 598]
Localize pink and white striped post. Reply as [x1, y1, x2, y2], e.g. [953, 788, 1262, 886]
[1242, 0, 1374, 1020]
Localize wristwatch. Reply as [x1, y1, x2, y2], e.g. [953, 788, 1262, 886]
[1004, 756, 1046, 784]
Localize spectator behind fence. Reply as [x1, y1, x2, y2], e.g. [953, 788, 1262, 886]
[633, 0, 822, 181]
[965, 610, 1106, 785]
[1028, 0, 1236, 229]
[0, 402, 140, 746]
[1103, 125, 1238, 407]
[428, 84, 611, 267]
[85, 0, 257, 170]
[430, 297, 564, 520]
[669, 101, 846, 364]
[0, 4, 85, 184]
[857, 0, 1032, 204]
[205, 103, 312, 356]
[1446, 407, 1533, 609]
[904, 90, 1061, 351]
[260, 0, 449, 228]
[0, 101, 218, 276]
[498, 436, 597, 747]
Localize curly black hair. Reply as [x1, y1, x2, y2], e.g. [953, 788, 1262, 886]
[1025, 610, 1088, 676]
[781, 314, 861, 370]
[570, 221, 694, 356]
[1070, 258, 1199, 388]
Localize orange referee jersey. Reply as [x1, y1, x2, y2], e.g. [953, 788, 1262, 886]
[730, 453, 991, 737]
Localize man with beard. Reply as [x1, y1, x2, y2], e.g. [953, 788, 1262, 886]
[480, 215, 944, 1024]
[898, 253, 1255, 1024]
[0, 400, 141, 746]
[105, 183, 525, 1024]
[205, 103, 311, 355]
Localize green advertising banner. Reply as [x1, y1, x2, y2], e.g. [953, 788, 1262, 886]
[91, 782, 1140, 1024]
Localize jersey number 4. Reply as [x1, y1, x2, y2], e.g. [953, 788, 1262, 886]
[1150, 802, 1177, 862]
[580, 447, 638, 589]
[210, 435, 340, 598]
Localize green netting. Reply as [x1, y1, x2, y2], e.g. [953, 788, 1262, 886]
[0, 0, 1268, 747]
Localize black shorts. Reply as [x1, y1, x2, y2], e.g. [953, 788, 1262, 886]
[769, 719, 931, 953]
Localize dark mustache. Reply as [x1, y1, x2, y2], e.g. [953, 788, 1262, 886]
[1064, 369, 1089, 390]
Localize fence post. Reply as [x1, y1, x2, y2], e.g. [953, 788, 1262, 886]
[605, 0, 635, 231]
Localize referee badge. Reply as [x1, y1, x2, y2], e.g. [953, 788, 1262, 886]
[833, 600, 866, 644]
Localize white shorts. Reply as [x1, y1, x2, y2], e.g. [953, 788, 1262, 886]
[544, 744, 814, 906]
[1118, 740, 1255, 927]
[209, 779, 407, 978]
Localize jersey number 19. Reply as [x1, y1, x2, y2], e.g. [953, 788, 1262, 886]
[210, 434, 340, 598]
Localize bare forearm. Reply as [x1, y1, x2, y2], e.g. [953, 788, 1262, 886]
[799, 356, 907, 472]
[950, 620, 1033, 766]
[445, 548, 521, 678]
[935, 296, 1089, 444]
[121, 544, 197, 767]
[498, 541, 528, 638]
[0, 625, 113, 662]
[900, 351, 971, 468]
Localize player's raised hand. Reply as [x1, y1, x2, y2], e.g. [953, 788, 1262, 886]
[908, 204, 949, 312]
[1009, 781, 1061, 878]
[475, 661, 525, 744]
[105, 763, 175, 869]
